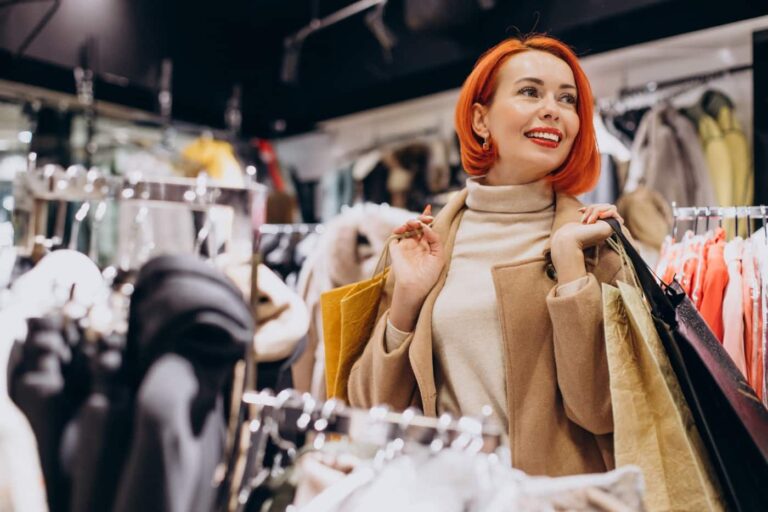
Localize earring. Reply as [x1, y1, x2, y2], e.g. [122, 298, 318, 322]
[482, 136, 490, 152]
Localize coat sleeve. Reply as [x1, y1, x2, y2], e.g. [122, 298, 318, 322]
[346, 310, 419, 410]
[546, 259, 624, 435]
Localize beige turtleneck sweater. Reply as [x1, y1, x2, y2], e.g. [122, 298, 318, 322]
[386, 177, 587, 432]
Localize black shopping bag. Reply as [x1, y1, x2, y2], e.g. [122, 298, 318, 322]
[604, 218, 768, 512]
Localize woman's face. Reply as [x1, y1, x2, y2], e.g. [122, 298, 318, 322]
[473, 50, 580, 186]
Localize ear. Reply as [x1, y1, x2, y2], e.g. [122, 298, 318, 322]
[471, 102, 490, 140]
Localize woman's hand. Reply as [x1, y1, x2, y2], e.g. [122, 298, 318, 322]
[550, 203, 624, 283]
[388, 205, 445, 332]
[390, 205, 445, 300]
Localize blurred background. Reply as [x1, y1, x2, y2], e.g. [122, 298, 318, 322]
[1, 3, 768, 511]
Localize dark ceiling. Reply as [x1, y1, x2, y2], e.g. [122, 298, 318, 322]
[1, 0, 767, 137]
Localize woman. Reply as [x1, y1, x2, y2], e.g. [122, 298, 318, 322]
[348, 34, 626, 477]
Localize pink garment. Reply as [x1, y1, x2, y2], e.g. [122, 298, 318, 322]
[722, 238, 747, 377]
[754, 255, 763, 401]
[743, 243, 757, 387]
[659, 243, 682, 285]
[656, 236, 674, 281]
[699, 230, 728, 342]
[679, 237, 703, 297]
[741, 243, 764, 398]
[691, 234, 715, 308]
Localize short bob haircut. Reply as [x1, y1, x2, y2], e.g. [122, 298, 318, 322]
[454, 34, 600, 196]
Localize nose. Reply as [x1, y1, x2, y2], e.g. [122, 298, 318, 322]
[538, 94, 560, 121]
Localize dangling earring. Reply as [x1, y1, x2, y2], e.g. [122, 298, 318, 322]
[482, 136, 490, 152]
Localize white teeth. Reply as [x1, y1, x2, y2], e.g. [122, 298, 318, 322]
[526, 131, 560, 142]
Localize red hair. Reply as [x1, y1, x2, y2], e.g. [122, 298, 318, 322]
[454, 34, 599, 196]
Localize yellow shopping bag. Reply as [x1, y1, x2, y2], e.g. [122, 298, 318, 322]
[321, 242, 392, 402]
[603, 279, 725, 511]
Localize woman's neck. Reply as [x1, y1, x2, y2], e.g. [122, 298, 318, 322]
[466, 176, 554, 214]
[483, 165, 551, 186]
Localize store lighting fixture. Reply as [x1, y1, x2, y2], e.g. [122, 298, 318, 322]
[364, 2, 396, 61]
[280, 0, 393, 84]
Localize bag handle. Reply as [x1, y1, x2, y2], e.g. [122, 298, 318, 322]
[371, 236, 394, 279]
[602, 218, 679, 322]
[370, 220, 434, 279]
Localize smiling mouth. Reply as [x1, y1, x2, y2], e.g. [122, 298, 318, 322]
[524, 130, 562, 143]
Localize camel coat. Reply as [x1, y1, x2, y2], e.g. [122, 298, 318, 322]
[348, 188, 627, 477]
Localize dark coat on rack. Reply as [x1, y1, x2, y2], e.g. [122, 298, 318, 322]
[115, 255, 254, 512]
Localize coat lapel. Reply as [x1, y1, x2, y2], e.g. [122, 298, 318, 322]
[408, 190, 466, 415]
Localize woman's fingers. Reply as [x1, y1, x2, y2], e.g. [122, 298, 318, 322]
[580, 204, 623, 224]
[420, 223, 441, 254]
[418, 214, 434, 224]
[393, 219, 421, 235]
[392, 206, 434, 237]
[393, 224, 408, 234]
[597, 209, 624, 223]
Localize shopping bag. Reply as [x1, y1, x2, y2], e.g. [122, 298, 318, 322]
[603, 281, 724, 511]
[321, 241, 392, 402]
[603, 218, 768, 512]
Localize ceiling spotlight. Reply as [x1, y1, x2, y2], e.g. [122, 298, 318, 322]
[364, 3, 396, 61]
[281, 0, 393, 84]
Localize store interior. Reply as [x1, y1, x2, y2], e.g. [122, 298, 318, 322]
[0, 1, 767, 511]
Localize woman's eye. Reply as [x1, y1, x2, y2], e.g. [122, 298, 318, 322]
[559, 93, 577, 105]
[518, 86, 539, 97]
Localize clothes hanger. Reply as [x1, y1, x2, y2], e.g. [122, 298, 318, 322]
[88, 200, 108, 262]
[193, 211, 213, 258]
[692, 207, 700, 235]
[593, 112, 631, 163]
[235, 390, 317, 511]
[704, 207, 712, 234]
[68, 202, 90, 251]
[672, 211, 679, 241]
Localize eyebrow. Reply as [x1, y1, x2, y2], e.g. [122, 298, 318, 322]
[514, 77, 577, 90]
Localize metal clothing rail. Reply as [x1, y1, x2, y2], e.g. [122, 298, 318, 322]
[671, 203, 768, 240]
[259, 223, 324, 235]
[242, 389, 504, 453]
[21, 160, 262, 209]
[15, 156, 267, 271]
[671, 203, 768, 222]
[618, 63, 753, 97]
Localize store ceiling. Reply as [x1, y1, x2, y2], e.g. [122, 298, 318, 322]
[1, 0, 767, 137]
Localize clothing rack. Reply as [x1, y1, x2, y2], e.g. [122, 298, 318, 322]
[672, 204, 768, 221]
[339, 124, 443, 160]
[370, 125, 441, 147]
[259, 223, 324, 236]
[15, 156, 267, 320]
[617, 63, 752, 97]
[598, 63, 753, 115]
[0, 81, 234, 142]
[242, 390, 504, 454]
[20, 157, 262, 208]
[670, 203, 768, 240]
